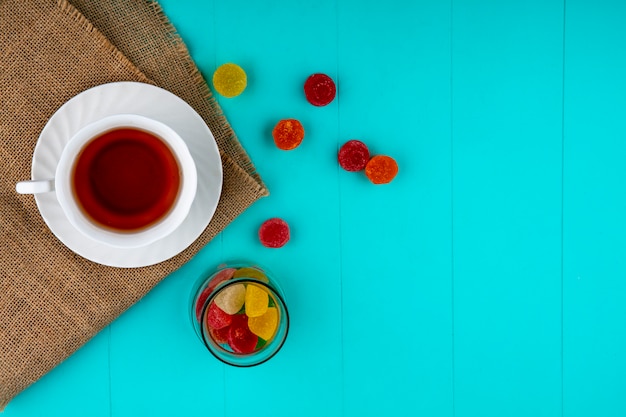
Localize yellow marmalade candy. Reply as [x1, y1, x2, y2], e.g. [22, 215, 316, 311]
[248, 307, 278, 341]
[212, 63, 247, 98]
[244, 284, 269, 317]
[233, 267, 269, 283]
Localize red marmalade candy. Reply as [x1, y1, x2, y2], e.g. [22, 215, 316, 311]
[304, 73, 336, 106]
[196, 268, 237, 322]
[207, 267, 237, 292]
[206, 302, 232, 330]
[338, 140, 370, 172]
[195, 287, 212, 322]
[259, 218, 290, 248]
[227, 314, 258, 354]
[209, 325, 230, 345]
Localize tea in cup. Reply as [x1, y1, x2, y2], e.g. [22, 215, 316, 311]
[16, 114, 197, 248]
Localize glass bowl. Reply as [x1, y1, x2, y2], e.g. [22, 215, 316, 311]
[190, 262, 289, 366]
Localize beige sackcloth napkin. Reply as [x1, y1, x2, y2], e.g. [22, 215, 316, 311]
[0, 0, 268, 408]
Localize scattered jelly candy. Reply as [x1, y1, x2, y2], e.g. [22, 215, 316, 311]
[233, 267, 269, 283]
[248, 307, 278, 341]
[272, 119, 304, 150]
[255, 337, 267, 350]
[209, 325, 230, 345]
[206, 302, 232, 329]
[338, 140, 370, 172]
[245, 284, 269, 317]
[234, 303, 246, 315]
[195, 287, 212, 322]
[212, 63, 247, 98]
[196, 268, 237, 322]
[213, 283, 246, 315]
[259, 218, 290, 248]
[365, 155, 399, 184]
[228, 314, 258, 354]
[207, 267, 237, 292]
[304, 73, 336, 106]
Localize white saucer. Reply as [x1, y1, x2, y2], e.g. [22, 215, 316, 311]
[31, 82, 223, 268]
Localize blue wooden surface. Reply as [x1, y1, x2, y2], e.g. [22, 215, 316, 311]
[452, 1, 564, 415]
[4, 0, 626, 415]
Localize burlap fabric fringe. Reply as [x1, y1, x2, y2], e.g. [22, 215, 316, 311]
[0, 0, 268, 409]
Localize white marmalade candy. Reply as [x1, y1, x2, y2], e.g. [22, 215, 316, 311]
[213, 283, 246, 315]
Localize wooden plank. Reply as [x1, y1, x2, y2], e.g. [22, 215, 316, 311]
[563, 1, 626, 415]
[452, 1, 564, 415]
[338, 0, 453, 415]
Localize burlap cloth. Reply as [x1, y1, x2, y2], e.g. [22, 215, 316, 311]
[0, 0, 268, 408]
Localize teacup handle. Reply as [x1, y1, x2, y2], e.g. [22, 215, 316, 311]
[16, 179, 55, 194]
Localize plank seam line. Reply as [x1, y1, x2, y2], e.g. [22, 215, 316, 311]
[561, 1, 567, 416]
[450, 0, 456, 416]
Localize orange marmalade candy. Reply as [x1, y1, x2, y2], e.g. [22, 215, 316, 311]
[365, 155, 398, 184]
[272, 119, 304, 150]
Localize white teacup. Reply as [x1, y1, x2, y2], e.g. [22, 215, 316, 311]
[16, 114, 197, 248]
